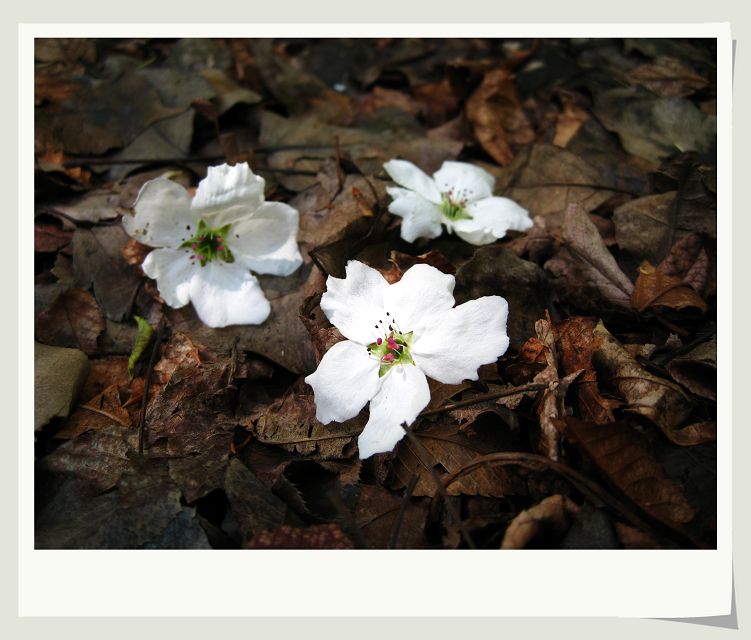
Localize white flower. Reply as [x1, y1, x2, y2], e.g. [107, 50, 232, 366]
[304, 260, 510, 459]
[123, 163, 303, 328]
[383, 159, 533, 245]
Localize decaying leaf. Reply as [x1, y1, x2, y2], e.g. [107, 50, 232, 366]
[666, 335, 717, 401]
[466, 68, 534, 166]
[545, 204, 634, 312]
[501, 494, 580, 549]
[631, 261, 707, 314]
[55, 384, 131, 440]
[592, 322, 712, 445]
[626, 56, 709, 98]
[36, 288, 105, 354]
[252, 387, 361, 459]
[557, 417, 695, 528]
[247, 524, 354, 549]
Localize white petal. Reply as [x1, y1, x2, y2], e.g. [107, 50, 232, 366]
[188, 261, 270, 328]
[358, 364, 430, 459]
[432, 161, 495, 204]
[412, 296, 510, 384]
[123, 178, 197, 248]
[142, 248, 195, 308]
[383, 264, 455, 337]
[191, 162, 266, 226]
[387, 192, 443, 243]
[383, 159, 442, 204]
[225, 202, 302, 276]
[304, 340, 382, 424]
[452, 196, 533, 245]
[320, 261, 389, 345]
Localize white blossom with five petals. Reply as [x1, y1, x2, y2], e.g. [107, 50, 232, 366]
[305, 260, 510, 458]
[123, 163, 302, 328]
[384, 159, 533, 245]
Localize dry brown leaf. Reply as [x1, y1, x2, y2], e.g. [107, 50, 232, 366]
[553, 94, 590, 148]
[614, 522, 661, 549]
[35, 222, 73, 253]
[554, 317, 619, 425]
[658, 233, 710, 295]
[253, 387, 361, 459]
[666, 335, 716, 401]
[545, 204, 634, 312]
[55, 384, 132, 440]
[627, 56, 709, 98]
[558, 417, 695, 527]
[391, 423, 528, 498]
[465, 68, 534, 166]
[354, 485, 428, 549]
[592, 322, 710, 445]
[631, 261, 707, 314]
[501, 495, 580, 549]
[36, 288, 105, 354]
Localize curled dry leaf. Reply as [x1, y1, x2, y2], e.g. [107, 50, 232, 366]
[465, 68, 534, 166]
[666, 335, 717, 401]
[554, 317, 619, 425]
[592, 321, 712, 445]
[631, 261, 707, 315]
[36, 288, 105, 354]
[557, 417, 695, 528]
[501, 494, 580, 549]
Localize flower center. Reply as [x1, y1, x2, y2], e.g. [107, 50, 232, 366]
[180, 219, 234, 266]
[440, 191, 473, 222]
[365, 313, 415, 377]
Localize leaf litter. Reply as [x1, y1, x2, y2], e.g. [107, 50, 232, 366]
[34, 37, 718, 550]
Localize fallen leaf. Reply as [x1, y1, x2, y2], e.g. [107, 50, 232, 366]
[55, 384, 131, 440]
[36, 288, 105, 354]
[666, 335, 717, 401]
[252, 385, 361, 459]
[454, 244, 553, 348]
[594, 87, 716, 165]
[658, 233, 710, 295]
[545, 204, 634, 312]
[592, 321, 707, 445]
[557, 417, 695, 527]
[553, 92, 590, 148]
[466, 68, 534, 166]
[353, 484, 428, 549]
[501, 494, 580, 549]
[554, 317, 619, 425]
[631, 261, 707, 314]
[73, 226, 142, 322]
[494, 144, 618, 228]
[627, 56, 709, 98]
[35, 221, 73, 252]
[34, 343, 90, 430]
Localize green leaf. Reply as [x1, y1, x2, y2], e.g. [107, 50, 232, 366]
[128, 315, 155, 380]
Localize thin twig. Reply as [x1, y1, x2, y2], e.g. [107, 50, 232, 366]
[400, 422, 477, 549]
[137, 319, 166, 455]
[418, 383, 547, 418]
[389, 473, 418, 549]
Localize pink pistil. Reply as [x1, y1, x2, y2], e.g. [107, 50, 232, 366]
[382, 353, 395, 363]
[376, 338, 383, 345]
[387, 336, 397, 351]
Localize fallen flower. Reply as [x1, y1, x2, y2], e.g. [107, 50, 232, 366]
[305, 260, 510, 458]
[383, 159, 533, 245]
[123, 163, 302, 328]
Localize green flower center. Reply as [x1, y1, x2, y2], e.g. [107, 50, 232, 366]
[440, 193, 473, 222]
[180, 219, 234, 266]
[366, 314, 415, 377]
